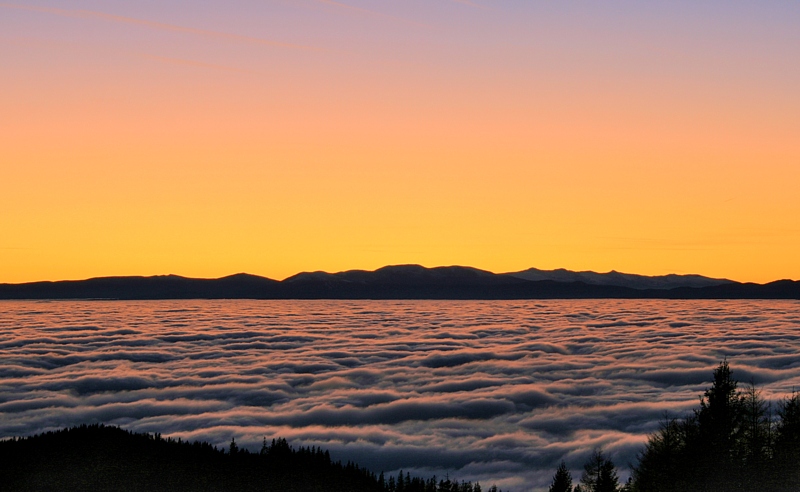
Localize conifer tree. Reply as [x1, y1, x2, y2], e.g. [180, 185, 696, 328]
[739, 382, 771, 469]
[775, 391, 800, 454]
[774, 391, 800, 489]
[631, 416, 693, 492]
[631, 361, 800, 491]
[229, 437, 238, 456]
[695, 360, 745, 488]
[548, 461, 572, 492]
[698, 360, 743, 451]
[579, 450, 618, 492]
[596, 456, 619, 492]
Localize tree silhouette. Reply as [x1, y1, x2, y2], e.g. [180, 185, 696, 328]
[631, 361, 800, 492]
[695, 360, 746, 488]
[739, 381, 771, 486]
[773, 391, 800, 489]
[631, 416, 693, 492]
[229, 437, 238, 456]
[698, 360, 743, 449]
[579, 449, 618, 492]
[548, 461, 572, 492]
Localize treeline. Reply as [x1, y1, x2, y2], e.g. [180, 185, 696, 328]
[380, 472, 496, 492]
[547, 360, 800, 492]
[0, 425, 500, 492]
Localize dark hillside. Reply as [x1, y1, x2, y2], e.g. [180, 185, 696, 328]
[1, 425, 379, 492]
[0, 425, 496, 492]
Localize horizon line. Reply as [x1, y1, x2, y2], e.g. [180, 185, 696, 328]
[1, 264, 796, 286]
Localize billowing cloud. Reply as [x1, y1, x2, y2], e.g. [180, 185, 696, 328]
[1, 299, 799, 491]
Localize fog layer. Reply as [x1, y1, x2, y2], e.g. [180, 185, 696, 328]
[1, 300, 798, 491]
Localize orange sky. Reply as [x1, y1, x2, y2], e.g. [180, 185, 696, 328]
[1, 1, 798, 283]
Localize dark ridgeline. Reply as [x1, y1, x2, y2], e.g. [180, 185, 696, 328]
[507, 268, 733, 290]
[0, 265, 798, 299]
[0, 273, 283, 300]
[546, 361, 800, 492]
[0, 426, 500, 492]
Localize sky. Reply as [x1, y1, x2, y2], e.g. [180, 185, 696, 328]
[1, 0, 799, 283]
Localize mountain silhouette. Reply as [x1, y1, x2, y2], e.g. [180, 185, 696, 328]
[0, 265, 797, 300]
[506, 267, 733, 290]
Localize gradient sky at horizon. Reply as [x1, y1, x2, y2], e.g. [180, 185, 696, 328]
[2, 0, 799, 283]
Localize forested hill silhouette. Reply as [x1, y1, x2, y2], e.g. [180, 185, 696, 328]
[1, 425, 500, 492]
[1, 265, 798, 299]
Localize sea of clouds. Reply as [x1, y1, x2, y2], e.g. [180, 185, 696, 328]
[1, 299, 799, 491]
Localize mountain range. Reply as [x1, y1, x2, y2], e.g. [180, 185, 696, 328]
[0, 265, 797, 300]
[507, 267, 733, 290]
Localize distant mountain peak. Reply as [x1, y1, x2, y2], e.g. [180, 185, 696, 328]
[505, 267, 733, 290]
[282, 271, 344, 284]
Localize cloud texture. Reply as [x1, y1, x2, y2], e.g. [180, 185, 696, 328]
[1, 300, 799, 491]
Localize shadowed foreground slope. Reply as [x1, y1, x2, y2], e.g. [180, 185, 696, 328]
[1, 426, 496, 492]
